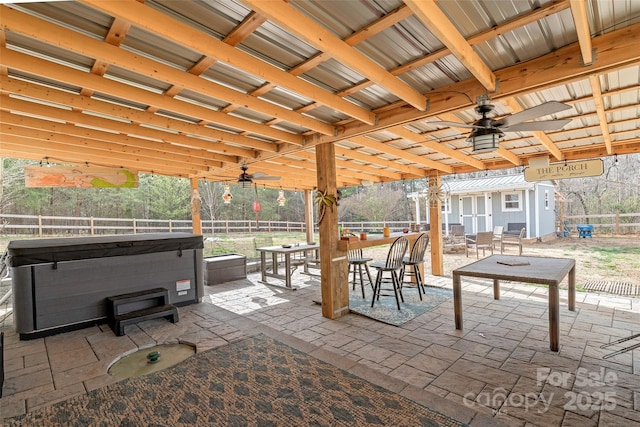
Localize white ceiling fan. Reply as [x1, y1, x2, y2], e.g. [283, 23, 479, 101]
[237, 164, 280, 188]
[428, 96, 573, 153]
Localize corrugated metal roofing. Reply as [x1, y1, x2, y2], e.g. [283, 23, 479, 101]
[1, 0, 639, 190]
[443, 174, 537, 195]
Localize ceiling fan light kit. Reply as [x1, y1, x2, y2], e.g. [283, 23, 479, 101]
[468, 129, 503, 153]
[238, 171, 253, 188]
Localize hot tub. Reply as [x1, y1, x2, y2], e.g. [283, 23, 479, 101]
[7, 233, 204, 339]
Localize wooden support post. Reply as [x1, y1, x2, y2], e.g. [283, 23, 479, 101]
[429, 176, 444, 276]
[316, 143, 349, 319]
[304, 189, 314, 243]
[190, 177, 202, 235]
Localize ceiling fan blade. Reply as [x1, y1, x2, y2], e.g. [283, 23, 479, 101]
[501, 119, 572, 132]
[251, 171, 281, 180]
[423, 121, 483, 130]
[494, 101, 572, 127]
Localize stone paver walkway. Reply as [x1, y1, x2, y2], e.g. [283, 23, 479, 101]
[1, 268, 639, 426]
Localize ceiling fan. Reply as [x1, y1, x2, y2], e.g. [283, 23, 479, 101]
[429, 96, 572, 153]
[237, 164, 280, 188]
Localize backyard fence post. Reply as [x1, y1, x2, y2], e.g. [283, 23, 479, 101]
[133, 218, 137, 234]
[38, 215, 43, 237]
[90, 217, 95, 235]
[615, 212, 620, 235]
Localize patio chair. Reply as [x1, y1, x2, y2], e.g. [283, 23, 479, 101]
[400, 233, 430, 300]
[450, 225, 465, 243]
[370, 236, 409, 310]
[501, 227, 525, 255]
[347, 246, 373, 299]
[465, 231, 494, 259]
[492, 225, 504, 250]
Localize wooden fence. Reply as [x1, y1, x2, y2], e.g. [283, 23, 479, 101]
[0, 214, 307, 236]
[561, 213, 640, 234]
[0, 213, 637, 237]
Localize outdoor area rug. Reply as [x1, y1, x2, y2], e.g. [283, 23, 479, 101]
[5, 334, 467, 426]
[349, 286, 453, 326]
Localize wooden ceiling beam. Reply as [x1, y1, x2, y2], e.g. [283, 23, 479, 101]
[317, 21, 640, 145]
[289, 4, 413, 77]
[390, 120, 485, 170]
[333, 146, 426, 178]
[0, 77, 270, 156]
[0, 137, 202, 176]
[494, 147, 522, 166]
[241, 0, 428, 111]
[0, 124, 222, 171]
[569, 0, 594, 65]
[347, 135, 453, 173]
[588, 75, 613, 155]
[0, 48, 303, 146]
[403, 0, 496, 92]
[224, 11, 267, 46]
[352, 0, 570, 92]
[79, 0, 376, 126]
[1, 94, 241, 162]
[292, 150, 402, 182]
[0, 111, 236, 164]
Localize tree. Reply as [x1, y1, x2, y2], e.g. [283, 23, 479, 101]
[338, 185, 406, 223]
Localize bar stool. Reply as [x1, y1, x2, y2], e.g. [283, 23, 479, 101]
[400, 234, 429, 300]
[370, 236, 409, 310]
[347, 247, 373, 298]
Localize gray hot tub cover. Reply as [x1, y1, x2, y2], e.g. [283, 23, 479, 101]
[6, 233, 204, 267]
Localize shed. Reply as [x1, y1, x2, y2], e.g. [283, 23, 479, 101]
[409, 175, 556, 240]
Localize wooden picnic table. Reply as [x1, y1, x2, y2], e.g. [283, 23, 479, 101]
[452, 255, 576, 352]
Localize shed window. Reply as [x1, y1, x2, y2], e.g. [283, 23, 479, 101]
[502, 192, 522, 211]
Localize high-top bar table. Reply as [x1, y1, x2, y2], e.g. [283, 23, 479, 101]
[336, 231, 423, 252]
[256, 242, 319, 289]
[452, 255, 575, 352]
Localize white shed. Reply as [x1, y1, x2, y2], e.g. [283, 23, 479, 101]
[408, 175, 557, 240]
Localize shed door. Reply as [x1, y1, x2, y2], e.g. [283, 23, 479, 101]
[460, 195, 488, 233]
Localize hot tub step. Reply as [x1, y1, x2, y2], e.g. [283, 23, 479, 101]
[112, 304, 179, 337]
[107, 288, 178, 336]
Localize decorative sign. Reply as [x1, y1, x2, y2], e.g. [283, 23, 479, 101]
[25, 165, 139, 188]
[524, 159, 604, 182]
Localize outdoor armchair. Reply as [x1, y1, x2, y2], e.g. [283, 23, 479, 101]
[465, 231, 494, 259]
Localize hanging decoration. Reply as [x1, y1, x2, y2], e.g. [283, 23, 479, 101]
[276, 189, 286, 206]
[314, 189, 337, 225]
[253, 184, 261, 229]
[222, 185, 233, 204]
[191, 189, 202, 214]
[427, 176, 450, 209]
[25, 165, 138, 188]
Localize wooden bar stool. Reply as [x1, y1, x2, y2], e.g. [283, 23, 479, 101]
[400, 233, 429, 300]
[347, 247, 373, 298]
[370, 236, 409, 310]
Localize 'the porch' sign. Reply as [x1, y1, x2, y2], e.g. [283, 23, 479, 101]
[524, 159, 604, 181]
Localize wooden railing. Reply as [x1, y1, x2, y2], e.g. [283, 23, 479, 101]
[561, 213, 640, 234]
[1, 213, 637, 237]
[0, 214, 306, 236]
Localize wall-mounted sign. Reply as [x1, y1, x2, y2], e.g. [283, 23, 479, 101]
[524, 159, 604, 182]
[25, 165, 139, 188]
